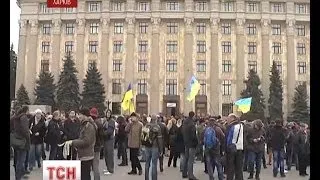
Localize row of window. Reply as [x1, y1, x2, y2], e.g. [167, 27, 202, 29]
[40, 22, 307, 37]
[39, 2, 309, 14]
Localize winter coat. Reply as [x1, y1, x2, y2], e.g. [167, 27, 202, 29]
[246, 127, 265, 152]
[46, 118, 63, 145]
[13, 113, 31, 150]
[63, 118, 80, 140]
[126, 121, 143, 149]
[29, 116, 46, 145]
[270, 125, 286, 151]
[182, 117, 198, 148]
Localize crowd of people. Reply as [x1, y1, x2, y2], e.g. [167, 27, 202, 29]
[10, 106, 310, 180]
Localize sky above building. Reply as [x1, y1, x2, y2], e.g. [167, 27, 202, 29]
[10, 0, 20, 52]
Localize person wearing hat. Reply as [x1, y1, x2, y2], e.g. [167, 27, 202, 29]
[63, 111, 80, 160]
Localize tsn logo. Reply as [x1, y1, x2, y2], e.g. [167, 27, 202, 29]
[43, 160, 81, 180]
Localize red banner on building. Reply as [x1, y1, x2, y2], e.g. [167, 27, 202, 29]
[47, 0, 77, 8]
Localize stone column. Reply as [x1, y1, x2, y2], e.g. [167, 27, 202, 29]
[184, 18, 194, 113]
[125, 18, 135, 86]
[261, 19, 271, 116]
[210, 18, 220, 115]
[15, 20, 27, 95]
[52, 19, 61, 83]
[76, 19, 85, 92]
[235, 19, 246, 97]
[100, 18, 110, 97]
[150, 17, 161, 114]
[286, 19, 296, 118]
[25, 20, 39, 100]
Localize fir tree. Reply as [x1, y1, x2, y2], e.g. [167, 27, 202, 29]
[16, 84, 30, 108]
[289, 82, 309, 123]
[81, 62, 106, 116]
[240, 69, 265, 121]
[56, 53, 81, 112]
[268, 61, 283, 121]
[34, 71, 56, 107]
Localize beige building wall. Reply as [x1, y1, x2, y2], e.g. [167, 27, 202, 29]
[16, 0, 310, 118]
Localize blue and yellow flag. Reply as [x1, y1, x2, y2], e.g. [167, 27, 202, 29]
[187, 75, 201, 101]
[121, 84, 135, 113]
[234, 97, 252, 113]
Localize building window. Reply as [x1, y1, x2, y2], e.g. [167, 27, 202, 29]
[297, 62, 307, 74]
[272, 42, 282, 54]
[64, 8, 76, 13]
[297, 43, 306, 55]
[88, 60, 95, 69]
[167, 41, 178, 53]
[222, 103, 233, 116]
[65, 41, 74, 53]
[89, 41, 98, 53]
[88, 2, 101, 12]
[271, 3, 285, 13]
[296, 4, 307, 14]
[111, 102, 121, 115]
[248, 42, 257, 54]
[65, 23, 75, 35]
[247, 23, 257, 35]
[137, 79, 147, 95]
[272, 24, 281, 35]
[166, 2, 179, 11]
[166, 79, 177, 95]
[90, 23, 99, 34]
[139, 22, 148, 34]
[166, 60, 177, 72]
[41, 60, 49, 72]
[222, 60, 231, 73]
[221, 2, 234, 12]
[41, 41, 50, 53]
[195, 2, 207, 11]
[138, 2, 150, 11]
[196, 60, 206, 72]
[247, 2, 259, 12]
[114, 23, 124, 34]
[167, 22, 178, 34]
[197, 41, 206, 53]
[111, 2, 124, 11]
[42, 24, 51, 35]
[138, 60, 147, 72]
[274, 61, 282, 73]
[113, 59, 122, 71]
[199, 80, 206, 95]
[221, 23, 231, 34]
[113, 41, 123, 53]
[196, 23, 206, 34]
[39, 3, 50, 14]
[112, 79, 122, 94]
[222, 41, 232, 53]
[138, 41, 148, 52]
[248, 61, 257, 73]
[296, 25, 306, 36]
[222, 80, 232, 96]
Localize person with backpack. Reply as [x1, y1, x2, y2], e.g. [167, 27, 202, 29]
[203, 118, 225, 180]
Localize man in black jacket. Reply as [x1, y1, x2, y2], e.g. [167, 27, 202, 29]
[270, 120, 286, 177]
[103, 115, 116, 174]
[63, 110, 80, 160]
[157, 115, 168, 172]
[117, 116, 128, 166]
[46, 111, 63, 160]
[182, 111, 199, 180]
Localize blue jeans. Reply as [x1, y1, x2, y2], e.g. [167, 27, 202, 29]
[248, 151, 263, 175]
[205, 151, 224, 180]
[140, 146, 146, 161]
[145, 147, 159, 180]
[15, 149, 27, 180]
[28, 144, 42, 169]
[273, 150, 285, 176]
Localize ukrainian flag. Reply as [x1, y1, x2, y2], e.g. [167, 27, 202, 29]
[187, 75, 201, 101]
[121, 83, 135, 113]
[234, 97, 252, 113]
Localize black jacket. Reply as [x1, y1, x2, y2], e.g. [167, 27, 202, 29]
[158, 121, 169, 150]
[117, 121, 127, 142]
[169, 124, 178, 147]
[246, 127, 265, 152]
[13, 113, 31, 150]
[46, 118, 63, 145]
[93, 118, 104, 152]
[63, 118, 81, 140]
[175, 125, 185, 153]
[29, 116, 46, 145]
[297, 131, 310, 155]
[270, 125, 286, 151]
[182, 117, 198, 148]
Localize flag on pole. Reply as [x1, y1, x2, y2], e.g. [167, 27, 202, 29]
[121, 83, 135, 112]
[187, 75, 201, 101]
[234, 97, 252, 113]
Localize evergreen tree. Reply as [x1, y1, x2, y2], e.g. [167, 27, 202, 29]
[56, 53, 81, 112]
[16, 84, 30, 108]
[268, 61, 283, 121]
[289, 82, 309, 123]
[10, 44, 17, 101]
[240, 69, 265, 121]
[34, 71, 56, 107]
[81, 62, 106, 116]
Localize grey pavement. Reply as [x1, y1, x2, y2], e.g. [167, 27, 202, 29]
[10, 151, 309, 180]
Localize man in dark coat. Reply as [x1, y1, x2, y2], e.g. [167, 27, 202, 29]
[63, 110, 80, 160]
[297, 123, 310, 177]
[270, 120, 286, 177]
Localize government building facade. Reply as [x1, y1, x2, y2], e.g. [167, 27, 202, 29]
[16, 0, 310, 118]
